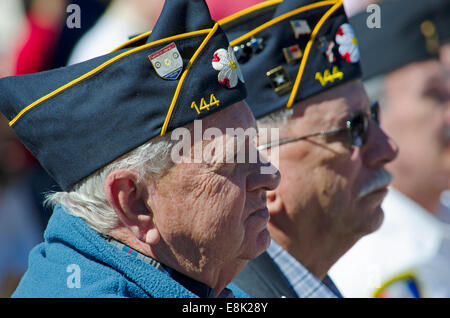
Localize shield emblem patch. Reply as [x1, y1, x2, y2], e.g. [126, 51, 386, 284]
[149, 42, 183, 80]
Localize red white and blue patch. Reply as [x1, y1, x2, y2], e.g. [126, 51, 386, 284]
[149, 42, 183, 80]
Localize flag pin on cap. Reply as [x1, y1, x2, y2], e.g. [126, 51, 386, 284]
[290, 19, 311, 39]
[282, 44, 303, 63]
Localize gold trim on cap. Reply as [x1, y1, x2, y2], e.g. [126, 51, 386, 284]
[218, 0, 283, 26]
[287, 0, 343, 108]
[110, 31, 153, 53]
[229, 0, 338, 47]
[160, 23, 220, 136]
[9, 29, 212, 127]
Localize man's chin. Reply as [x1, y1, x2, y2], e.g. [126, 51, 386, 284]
[257, 228, 271, 250]
[361, 205, 385, 236]
[241, 228, 271, 260]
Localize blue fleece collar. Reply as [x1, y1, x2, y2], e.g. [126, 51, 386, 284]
[48, 205, 197, 298]
[102, 235, 216, 298]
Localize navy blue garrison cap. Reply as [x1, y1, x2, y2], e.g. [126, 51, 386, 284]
[220, 0, 362, 120]
[0, 0, 247, 191]
[350, 0, 450, 80]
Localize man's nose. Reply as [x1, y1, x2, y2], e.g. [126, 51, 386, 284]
[361, 120, 399, 168]
[246, 151, 281, 192]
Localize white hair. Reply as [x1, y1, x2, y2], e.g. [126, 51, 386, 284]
[45, 134, 177, 234]
[256, 107, 294, 130]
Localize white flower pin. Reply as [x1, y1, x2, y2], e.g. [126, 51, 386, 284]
[212, 46, 244, 88]
[335, 23, 360, 63]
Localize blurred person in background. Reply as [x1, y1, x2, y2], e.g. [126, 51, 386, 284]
[14, 0, 110, 72]
[0, 0, 37, 297]
[14, 0, 67, 75]
[0, 0, 109, 297]
[0, 115, 43, 297]
[330, 0, 450, 298]
[67, 0, 269, 65]
[0, 0, 24, 78]
[68, 0, 164, 64]
[436, 5, 450, 220]
[49, 0, 110, 68]
[7, 0, 111, 216]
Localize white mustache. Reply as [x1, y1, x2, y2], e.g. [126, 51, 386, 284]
[358, 168, 393, 198]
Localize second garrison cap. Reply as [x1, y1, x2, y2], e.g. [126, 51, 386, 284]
[0, 0, 247, 191]
[221, 0, 362, 119]
[350, 0, 450, 80]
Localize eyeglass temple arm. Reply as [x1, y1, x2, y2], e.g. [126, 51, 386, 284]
[257, 127, 347, 151]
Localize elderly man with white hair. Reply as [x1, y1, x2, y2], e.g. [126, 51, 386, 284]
[1, 0, 280, 298]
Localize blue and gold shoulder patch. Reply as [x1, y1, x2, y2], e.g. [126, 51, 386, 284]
[374, 272, 422, 298]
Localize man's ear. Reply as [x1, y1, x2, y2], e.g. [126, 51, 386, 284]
[104, 170, 160, 245]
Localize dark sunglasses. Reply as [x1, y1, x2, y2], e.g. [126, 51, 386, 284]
[257, 101, 380, 150]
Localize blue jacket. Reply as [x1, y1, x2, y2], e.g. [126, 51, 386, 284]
[13, 205, 247, 298]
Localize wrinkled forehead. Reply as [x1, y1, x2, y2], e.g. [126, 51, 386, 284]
[206, 100, 257, 132]
[205, 101, 257, 148]
[176, 101, 256, 136]
[176, 100, 257, 156]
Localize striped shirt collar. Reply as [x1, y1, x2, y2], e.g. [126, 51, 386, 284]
[267, 240, 338, 298]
